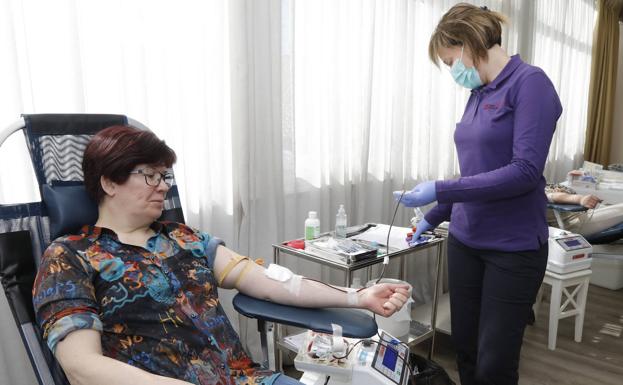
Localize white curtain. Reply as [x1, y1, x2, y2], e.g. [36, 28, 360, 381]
[0, 0, 238, 234]
[275, 0, 595, 309]
[282, 0, 596, 237]
[0, 0, 596, 382]
[532, 0, 596, 181]
[0, 0, 272, 380]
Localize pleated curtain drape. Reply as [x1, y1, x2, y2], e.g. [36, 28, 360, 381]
[584, 0, 623, 165]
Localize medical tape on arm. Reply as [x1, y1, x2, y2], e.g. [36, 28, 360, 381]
[217, 255, 250, 286]
[264, 264, 303, 296]
[331, 323, 347, 356]
[346, 288, 359, 306]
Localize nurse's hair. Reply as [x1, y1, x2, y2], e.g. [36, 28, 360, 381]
[428, 3, 507, 67]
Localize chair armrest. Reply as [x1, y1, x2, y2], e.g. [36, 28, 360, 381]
[547, 203, 588, 213]
[585, 222, 623, 244]
[233, 293, 378, 338]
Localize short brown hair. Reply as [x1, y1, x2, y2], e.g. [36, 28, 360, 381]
[82, 125, 177, 204]
[428, 3, 507, 67]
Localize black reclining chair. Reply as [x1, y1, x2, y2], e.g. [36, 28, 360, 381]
[0, 114, 377, 385]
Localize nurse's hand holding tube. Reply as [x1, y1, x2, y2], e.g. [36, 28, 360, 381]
[393, 180, 437, 207]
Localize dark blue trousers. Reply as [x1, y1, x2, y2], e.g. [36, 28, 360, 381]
[447, 234, 547, 385]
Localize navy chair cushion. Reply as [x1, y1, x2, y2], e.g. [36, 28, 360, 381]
[586, 222, 623, 244]
[547, 203, 587, 213]
[233, 293, 378, 338]
[42, 183, 98, 240]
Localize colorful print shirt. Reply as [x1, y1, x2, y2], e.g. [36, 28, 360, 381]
[33, 221, 279, 385]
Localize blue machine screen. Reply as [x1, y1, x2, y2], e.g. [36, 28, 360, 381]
[564, 239, 581, 247]
[382, 346, 398, 371]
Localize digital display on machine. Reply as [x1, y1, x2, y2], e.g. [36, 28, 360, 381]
[556, 236, 588, 251]
[372, 332, 408, 384]
[564, 239, 581, 247]
[382, 346, 398, 371]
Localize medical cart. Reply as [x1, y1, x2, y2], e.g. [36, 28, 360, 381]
[270, 223, 447, 372]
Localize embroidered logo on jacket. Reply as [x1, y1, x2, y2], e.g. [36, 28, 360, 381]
[482, 102, 503, 111]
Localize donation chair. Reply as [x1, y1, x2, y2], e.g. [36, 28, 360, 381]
[0, 114, 377, 385]
[547, 202, 623, 244]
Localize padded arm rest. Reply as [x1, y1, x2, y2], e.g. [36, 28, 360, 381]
[233, 293, 378, 338]
[547, 203, 588, 212]
[586, 222, 623, 244]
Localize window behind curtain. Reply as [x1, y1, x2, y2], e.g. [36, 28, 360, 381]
[283, 0, 595, 190]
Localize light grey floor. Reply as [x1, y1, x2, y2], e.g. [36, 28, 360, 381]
[410, 284, 623, 385]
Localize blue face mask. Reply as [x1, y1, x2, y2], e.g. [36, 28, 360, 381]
[450, 46, 483, 89]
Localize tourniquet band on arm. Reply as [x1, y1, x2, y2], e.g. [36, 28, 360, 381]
[217, 255, 250, 286]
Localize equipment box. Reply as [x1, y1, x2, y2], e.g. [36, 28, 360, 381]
[590, 244, 623, 290]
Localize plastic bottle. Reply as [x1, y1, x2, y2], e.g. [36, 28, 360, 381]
[335, 204, 347, 238]
[410, 207, 425, 230]
[305, 211, 320, 240]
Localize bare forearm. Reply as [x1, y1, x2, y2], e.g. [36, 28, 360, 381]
[550, 192, 581, 205]
[240, 271, 355, 308]
[62, 354, 191, 385]
[215, 247, 353, 307]
[56, 330, 192, 385]
[214, 246, 409, 316]
[67, 354, 190, 385]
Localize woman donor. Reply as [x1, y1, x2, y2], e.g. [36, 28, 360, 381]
[395, 4, 562, 385]
[33, 125, 410, 385]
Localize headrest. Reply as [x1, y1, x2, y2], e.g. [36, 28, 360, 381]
[42, 183, 98, 240]
[23, 113, 128, 136]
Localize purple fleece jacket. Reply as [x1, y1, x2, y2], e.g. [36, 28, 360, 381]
[425, 55, 562, 251]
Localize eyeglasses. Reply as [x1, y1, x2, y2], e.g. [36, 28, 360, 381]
[129, 168, 175, 187]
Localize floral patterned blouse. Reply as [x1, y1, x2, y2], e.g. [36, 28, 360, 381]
[33, 221, 279, 385]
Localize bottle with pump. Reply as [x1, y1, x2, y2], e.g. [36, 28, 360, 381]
[335, 205, 347, 238]
[305, 211, 320, 240]
[410, 207, 424, 230]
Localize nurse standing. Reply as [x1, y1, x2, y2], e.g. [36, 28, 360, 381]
[395, 4, 562, 385]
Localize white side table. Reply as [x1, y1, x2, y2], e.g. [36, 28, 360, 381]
[534, 269, 592, 350]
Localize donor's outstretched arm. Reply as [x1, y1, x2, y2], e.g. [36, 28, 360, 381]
[213, 245, 411, 317]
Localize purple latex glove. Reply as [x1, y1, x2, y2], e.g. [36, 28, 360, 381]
[393, 181, 437, 208]
[407, 218, 432, 247]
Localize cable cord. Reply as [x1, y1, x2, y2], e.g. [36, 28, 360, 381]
[577, 205, 597, 233]
[371, 191, 407, 373]
[302, 277, 366, 293]
[376, 190, 405, 284]
[376, 329, 414, 379]
[329, 332, 414, 379]
[294, 190, 406, 296]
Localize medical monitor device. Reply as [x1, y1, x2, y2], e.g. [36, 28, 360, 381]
[548, 227, 592, 274]
[371, 332, 409, 384]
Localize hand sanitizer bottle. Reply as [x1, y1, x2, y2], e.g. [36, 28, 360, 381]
[410, 207, 424, 230]
[305, 211, 320, 240]
[335, 205, 347, 238]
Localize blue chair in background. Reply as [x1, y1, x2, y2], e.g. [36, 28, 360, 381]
[548, 202, 623, 244]
[0, 114, 376, 385]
